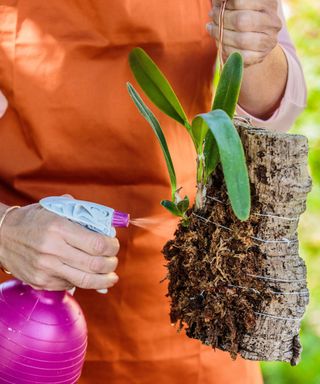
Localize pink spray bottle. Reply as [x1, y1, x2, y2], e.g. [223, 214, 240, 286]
[0, 197, 129, 384]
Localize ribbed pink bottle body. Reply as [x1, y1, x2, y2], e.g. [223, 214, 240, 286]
[0, 279, 88, 383]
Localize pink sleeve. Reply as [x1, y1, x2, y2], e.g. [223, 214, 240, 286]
[0, 90, 8, 118]
[236, 1, 307, 132]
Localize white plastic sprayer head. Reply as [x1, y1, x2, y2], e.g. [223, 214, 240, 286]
[39, 196, 130, 236]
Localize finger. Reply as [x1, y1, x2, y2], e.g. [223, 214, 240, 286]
[222, 45, 265, 66]
[207, 23, 276, 53]
[61, 220, 120, 257]
[212, 9, 281, 33]
[39, 236, 119, 274]
[59, 243, 118, 274]
[59, 264, 119, 290]
[30, 277, 74, 291]
[20, 262, 74, 290]
[214, 0, 277, 12]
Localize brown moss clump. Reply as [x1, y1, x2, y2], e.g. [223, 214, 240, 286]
[163, 169, 272, 358]
[162, 124, 311, 365]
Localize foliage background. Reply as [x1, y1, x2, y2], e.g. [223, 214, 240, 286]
[261, 0, 320, 383]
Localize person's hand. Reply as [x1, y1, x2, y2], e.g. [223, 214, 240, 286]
[0, 199, 120, 291]
[207, 0, 282, 66]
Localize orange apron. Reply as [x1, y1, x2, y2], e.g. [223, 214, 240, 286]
[0, 1, 263, 383]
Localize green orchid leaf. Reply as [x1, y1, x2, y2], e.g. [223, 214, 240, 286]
[212, 52, 243, 118]
[129, 48, 190, 128]
[203, 133, 220, 182]
[191, 117, 208, 153]
[195, 109, 251, 221]
[127, 82, 177, 201]
[204, 52, 244, 178]
[161, 200, 181, 217]
[177, 195, 190, 215]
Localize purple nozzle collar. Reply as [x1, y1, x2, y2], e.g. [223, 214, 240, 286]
[112, 210, 130, 228]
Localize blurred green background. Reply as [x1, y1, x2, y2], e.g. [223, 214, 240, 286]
[261, 0, 320, 383]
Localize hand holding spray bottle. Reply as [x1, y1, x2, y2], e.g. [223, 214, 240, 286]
[0, 196, 130, 384]
[40, 196, 130, 294]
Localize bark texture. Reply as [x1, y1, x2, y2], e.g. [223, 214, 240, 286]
[163, 123, 312, 365]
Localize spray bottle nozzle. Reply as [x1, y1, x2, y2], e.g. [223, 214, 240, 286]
[112, 210, 130, 228]
[39, 196, 130, 237]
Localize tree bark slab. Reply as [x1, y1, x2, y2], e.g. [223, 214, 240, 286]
[163, 123, 312, 365]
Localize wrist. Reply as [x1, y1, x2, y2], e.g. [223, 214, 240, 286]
[239, 44, 288, 120]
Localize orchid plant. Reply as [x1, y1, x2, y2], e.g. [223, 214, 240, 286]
[127, 48, 250, 224]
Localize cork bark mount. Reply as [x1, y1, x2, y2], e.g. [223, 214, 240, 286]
[163, 123, 312, 365]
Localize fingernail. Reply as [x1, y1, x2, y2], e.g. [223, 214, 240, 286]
[111, 275, 119, 283]
[206, 22, 213, 32]
[108, 273, 119, 285]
